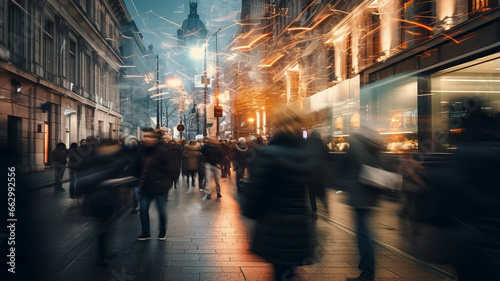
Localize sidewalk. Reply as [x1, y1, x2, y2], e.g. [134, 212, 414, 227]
[32, 176, 450, 281]
[26, 167, 70, 190]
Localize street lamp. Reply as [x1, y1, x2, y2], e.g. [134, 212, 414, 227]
[156, 53, 160, 129]
[191, 28, 222, 138]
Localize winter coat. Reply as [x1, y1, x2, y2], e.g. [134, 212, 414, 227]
[182, 143, 202, 171]
[166, 140, 182, 181]
[232, 142, 255, 169]
[243, 132, 321, 265]
[345, 128, 384, 209]
[444, 141, 500, 266]
[51, 147, 68, 165]
[134, 142, 180, 194]
[201, 142, 224, 166]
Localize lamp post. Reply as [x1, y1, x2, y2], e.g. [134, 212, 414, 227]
[156, 53, 160, 129]
[203, 45, 208, 137]
[215, 28, 221, 138]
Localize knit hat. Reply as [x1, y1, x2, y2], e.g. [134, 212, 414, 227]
[238, 137, 247, 146]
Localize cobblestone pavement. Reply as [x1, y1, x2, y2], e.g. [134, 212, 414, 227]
[16, 170, 452, 281]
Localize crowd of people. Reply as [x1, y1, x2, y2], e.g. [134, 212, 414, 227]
[47, 102, 500, 281]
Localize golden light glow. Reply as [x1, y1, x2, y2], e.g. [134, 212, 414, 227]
[258, 53, 285, 68]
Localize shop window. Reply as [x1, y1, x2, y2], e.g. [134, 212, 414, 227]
[361, 77, 418, 153]
[430, 54, 500, 152]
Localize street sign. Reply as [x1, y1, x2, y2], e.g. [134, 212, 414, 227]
[214, 105, 223, 117]
[177, 124, 185, 132]
[201, 76, 210, 85]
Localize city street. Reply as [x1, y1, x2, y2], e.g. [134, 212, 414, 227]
[19, 170, 455, 281]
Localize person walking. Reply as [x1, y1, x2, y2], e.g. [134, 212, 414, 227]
[134, 128, 180, 240]
[51, 142, 68, 193]
[201, 137, 224, 199]
[182, 140, 202, 192]
[421, 107, 500, 280]
[123, 135, 140, 214]
[67, 142, 80, 199]
[242, 105, 321, 281]
[232, 137, 254, 193]
[344, 125, 384, 281]
[220, 139, 232, 178]
[306, 130, 329, 219]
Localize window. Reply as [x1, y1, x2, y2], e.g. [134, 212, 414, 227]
[100, 10, 105, 36]
[470, 0, 493, 13]
[85, 54, 91, 92]
[8, 0, 26, 68]
[68, 39, 77, 87]
[43, 18, 55, 81]
[346, 35, 352, 79]
[327, 48, 335, 81]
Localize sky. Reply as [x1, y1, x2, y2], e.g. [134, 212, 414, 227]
[123, 0, 242, 55]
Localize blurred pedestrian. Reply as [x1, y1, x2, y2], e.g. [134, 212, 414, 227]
[344, 125, 384, 281]
[201, 137, 224, 199]
[123, 136, 140, 214]
[232, 137, 254, 193]
[134, 128, 180, 240]
[182, 140, 202, 192]
[197, 140, 206, 190]
[423, 107, 500, 280]
[242, 105, 320, 281]
[398, 150, 426, 235]
[307, 130, 329, 219]
[166, 139, 182, 190]
[51, 142, 68, 193]
[67, 142, 79, 199]
[220, 139, 232, 178]
[77, 139, 129, 265]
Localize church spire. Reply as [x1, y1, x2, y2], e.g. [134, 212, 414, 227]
[189, 1, 198, 15]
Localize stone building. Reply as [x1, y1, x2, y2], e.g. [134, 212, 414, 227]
[232, 0, 500, 152]
[0, 0, 127, 171]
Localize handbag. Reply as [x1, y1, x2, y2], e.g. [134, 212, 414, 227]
[359, 164, 403, 191]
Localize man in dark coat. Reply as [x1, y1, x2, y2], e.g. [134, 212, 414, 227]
[51, 142, 68, 193]
[243, 105, 321, 280]
[345, 126, 384, 281]
[232, 137, 255, 192]
[134, 128, 180, 241]
[201, 137, 224, 199]
[432, 108, 500, 280]
[306, 130, 329, 219]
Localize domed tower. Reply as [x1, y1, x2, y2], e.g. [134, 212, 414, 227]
[177, 1, 208, 47]
[177, 1, 208, 93]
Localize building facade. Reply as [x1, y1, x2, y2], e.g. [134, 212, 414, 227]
[0, 0, 127, 171]
[119, 20, 156, 137]
[232, 0, 500, 152]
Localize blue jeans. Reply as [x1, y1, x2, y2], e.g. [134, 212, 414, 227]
[355, 208, 375, 279]
[204, 163, 221, 195]
[139, 193, 167, 236]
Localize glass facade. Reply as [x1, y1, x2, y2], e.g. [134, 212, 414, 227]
[361, 77, 418, 152]
[431, 53, 500, 151]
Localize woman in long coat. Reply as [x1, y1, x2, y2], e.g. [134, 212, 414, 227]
[243, 105, 321, 280]
[182, 140, 202, 191]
